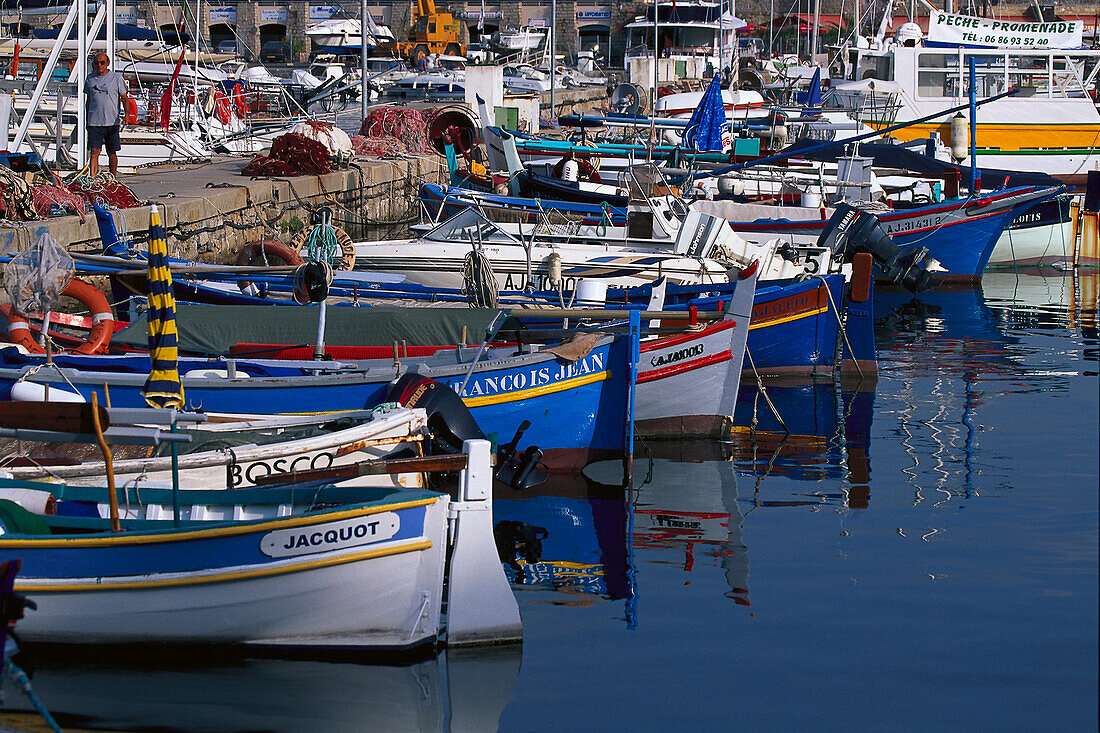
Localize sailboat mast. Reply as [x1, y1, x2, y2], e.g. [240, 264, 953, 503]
[811, 0, 820, 59]
[361, 0, 369, 120]
[653, 0, 659, 104]
[551, 0, 556, 118]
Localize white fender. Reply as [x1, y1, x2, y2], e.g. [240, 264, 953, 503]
[10, 381, 86, 403]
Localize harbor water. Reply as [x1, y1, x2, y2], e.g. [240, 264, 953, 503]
[2, 272, 1096, 732]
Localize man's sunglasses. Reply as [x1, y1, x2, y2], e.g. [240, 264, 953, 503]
[95, 59, 108, 66]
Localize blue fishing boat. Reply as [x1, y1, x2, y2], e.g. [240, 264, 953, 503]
[0, 329, 633, 473]
[0, 439, 521, 650]
[705, 186, 1062, 282]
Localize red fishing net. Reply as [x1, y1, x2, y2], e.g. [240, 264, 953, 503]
[32, 184, 88, 222]
[67, 175, 142, 210]
[242, 132, 333, 176]
[353, 107, 435, 156]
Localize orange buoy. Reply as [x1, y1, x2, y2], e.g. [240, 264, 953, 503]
[5, 279, 114, 355]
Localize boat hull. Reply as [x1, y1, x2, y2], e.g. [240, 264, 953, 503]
[0, 338, 631, 473]
[987, 196, 1076, 268]
[5, 497, 449, 648]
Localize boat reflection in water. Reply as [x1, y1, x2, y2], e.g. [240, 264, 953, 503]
[3, 645, 521, 733]
[496, 444, 753, 610]
[870, 271, 1096, 502]
[730, 381, 876, 509]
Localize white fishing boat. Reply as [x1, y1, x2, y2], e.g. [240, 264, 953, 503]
[352, 206, 757, 291]
[987, 194, 1076, 268]
[0, 407, 431, 491]
[623, 0, 744, 75]
[828, 12, 1100, 182]
[0, 407, 521, 651]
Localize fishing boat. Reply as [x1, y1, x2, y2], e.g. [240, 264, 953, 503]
[0, 406, 431, 490]
[0, 432, 521, 650]
[987, 194, 1076, 269]
[828, 11, 1100, 182]
[695, 185, 1062, 282]
[350, 206, 737, 291]
[305, 17, 396, 54]
[622, 0, 742, 76]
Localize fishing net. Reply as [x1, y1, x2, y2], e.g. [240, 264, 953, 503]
[354, 107, 434, 156]
[289, 120, 354, 158]
[3, 232, 75, 316]
[67, 174, 143, 210]
[31, 184, 88, 222]
[242, 132, 333, 177]
[0, 167, 40, 222]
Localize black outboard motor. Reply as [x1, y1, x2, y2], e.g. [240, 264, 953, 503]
[386, 374, 547, 490]
[387, 373, 485, 455]
[817, 203, 944, 293]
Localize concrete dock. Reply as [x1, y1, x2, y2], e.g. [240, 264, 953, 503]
[0, 153, 446, 263]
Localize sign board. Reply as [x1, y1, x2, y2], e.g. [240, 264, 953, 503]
[260, 7, 288, 23]
[117, 10, 137, 23]
[577, 10, 611, 20]
[209, 7, 237, 24]
[927, 12, 1083, 49]
[462, 10, 503, 20]
[528, 18, 549, 28]
[309, 5, 340, 21]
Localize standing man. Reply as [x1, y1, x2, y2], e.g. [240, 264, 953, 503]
[85, 52, 130, 178]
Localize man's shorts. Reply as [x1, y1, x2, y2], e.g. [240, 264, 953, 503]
[87, 125, 121, 154]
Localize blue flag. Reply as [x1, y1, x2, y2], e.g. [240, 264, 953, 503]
[142, 205, 184, 409]
[684, 74, 731, 153]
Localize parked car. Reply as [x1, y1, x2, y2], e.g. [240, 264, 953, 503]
[215, 40, 239, 54]
[260, 40, 291, 64]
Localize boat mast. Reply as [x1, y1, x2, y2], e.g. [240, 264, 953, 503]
[653, 0, 659, 104]
[361, 0, 369, 120]
[107, 0, 117, 64]
[78, 0, 87, 169]
[550, 0, 556, 118]
[192, 0, 200, 115]
[811, 0, 820, 60]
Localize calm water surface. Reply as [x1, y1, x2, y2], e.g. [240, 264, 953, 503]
[3, 272, 1096, 732]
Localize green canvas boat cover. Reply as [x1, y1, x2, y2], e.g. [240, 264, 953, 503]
[112, 303, 511, 356]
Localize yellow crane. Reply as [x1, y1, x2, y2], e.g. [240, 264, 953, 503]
[380, 0, 466, 66]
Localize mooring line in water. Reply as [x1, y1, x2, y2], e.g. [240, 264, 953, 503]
[3, 658, 63, 733]
[744, 347, 788, 436]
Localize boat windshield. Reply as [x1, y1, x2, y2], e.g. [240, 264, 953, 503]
[422, 208, 521, 245]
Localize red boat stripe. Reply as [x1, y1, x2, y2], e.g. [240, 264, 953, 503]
[637, 350, 733, 383]
[639, 319, 735, 353]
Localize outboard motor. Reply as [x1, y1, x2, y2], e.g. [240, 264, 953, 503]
[387, 373, 485, 455]
[817, 204, 944, 293]
[386, 374, 547, 490]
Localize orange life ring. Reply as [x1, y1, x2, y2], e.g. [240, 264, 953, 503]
[236, 239, 304, 293]
[213, 89, 233, 124]
[5, 279, 114, 355]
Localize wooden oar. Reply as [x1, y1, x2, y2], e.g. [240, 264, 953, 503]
[0, 401, 109, 434]
[251, 453, 470, 487]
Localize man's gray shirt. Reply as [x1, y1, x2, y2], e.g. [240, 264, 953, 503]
[85, 70, 128, 127]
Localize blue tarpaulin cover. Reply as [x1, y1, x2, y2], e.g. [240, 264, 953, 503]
[684, 74, 731, 153]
